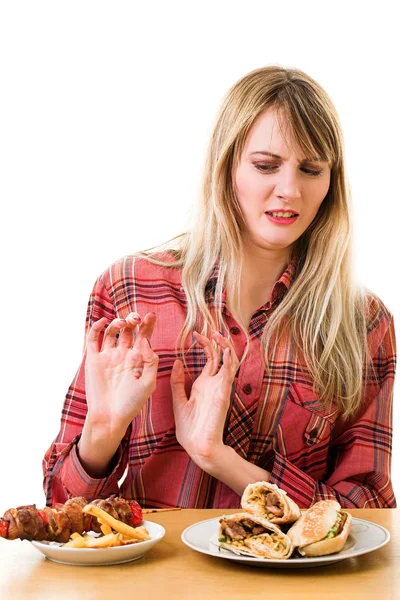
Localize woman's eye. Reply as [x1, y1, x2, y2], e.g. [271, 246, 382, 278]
[301, 168, 323, 177]
[254, 164, 323, 177]
[254, 164, 277, 172]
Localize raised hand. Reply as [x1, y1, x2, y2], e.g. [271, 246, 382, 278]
[84, 311, 159, 436]
[170, 330, 239, 472]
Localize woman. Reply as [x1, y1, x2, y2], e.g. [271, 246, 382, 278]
[43, 66, 396, 509]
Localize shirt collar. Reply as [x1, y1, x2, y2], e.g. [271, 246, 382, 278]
[205, 256, 298, 311]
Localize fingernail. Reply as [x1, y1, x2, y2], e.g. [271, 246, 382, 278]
[133, 315, 141, 321]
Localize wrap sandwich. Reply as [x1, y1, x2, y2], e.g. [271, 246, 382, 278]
[241, 482, 301, 525]
[286, 499, 352, 557]
[218, 512, 293, 559]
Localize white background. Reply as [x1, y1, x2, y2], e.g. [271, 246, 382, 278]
[0, 1, 398, 510]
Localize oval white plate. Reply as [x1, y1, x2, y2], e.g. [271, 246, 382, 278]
[31, 521, 165, 566]
[181, 517, 390, 569]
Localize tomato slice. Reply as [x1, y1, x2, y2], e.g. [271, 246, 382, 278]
[129, 501, 143, 527]
[0, 519, 9, 538]
[37, 510, 48, 527]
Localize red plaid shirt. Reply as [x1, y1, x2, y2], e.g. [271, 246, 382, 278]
[43, 255, 397, 508]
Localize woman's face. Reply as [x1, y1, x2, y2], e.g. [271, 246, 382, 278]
[234, 108, 331, 254]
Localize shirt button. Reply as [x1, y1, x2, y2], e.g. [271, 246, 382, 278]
[309, 428, 319, 439]
[243, 383, 252, 395]
[230, 326, 241, 335]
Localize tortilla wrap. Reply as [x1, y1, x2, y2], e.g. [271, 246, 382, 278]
[241, 482, 301, 524]
[218, 512, 293, 559]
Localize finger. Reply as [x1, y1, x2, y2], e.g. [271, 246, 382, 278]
[193, 331, 219, 376]
[133, 337, 159, 392]
[134, 312, 157, 346]
[212, 331, 240, 375]
[170, 359, 188, 411]
[118, 313, 141, 349]
[126, 312, 142, 326]
[218, 348, 235, 398]
[86, 318, 108, 354]
[101, 318, 127, 351]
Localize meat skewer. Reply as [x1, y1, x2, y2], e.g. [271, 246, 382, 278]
[0, 495, 143, 543]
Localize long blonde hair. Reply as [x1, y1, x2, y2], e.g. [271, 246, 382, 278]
[136, 65, 370, 419]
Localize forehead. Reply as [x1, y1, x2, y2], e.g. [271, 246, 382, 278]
[243, 108, 313, 161]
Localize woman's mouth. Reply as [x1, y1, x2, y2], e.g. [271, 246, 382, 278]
[265, 211, 299, 224]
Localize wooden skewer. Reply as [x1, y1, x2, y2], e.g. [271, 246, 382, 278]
[142, 508, 182, 513]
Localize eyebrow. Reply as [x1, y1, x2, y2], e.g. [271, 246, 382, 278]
[249, 150, 324, 163]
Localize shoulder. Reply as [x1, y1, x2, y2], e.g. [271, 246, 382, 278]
[94, 251, 183, 297]
[363, 290, 395, 356]
[364, 290, 393, 330]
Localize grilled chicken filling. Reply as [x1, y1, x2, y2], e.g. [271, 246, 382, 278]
[219, 518, 284, 552]
[247, 491, 284, 518]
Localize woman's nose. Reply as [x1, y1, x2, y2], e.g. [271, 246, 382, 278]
[274, 168, 301, 202]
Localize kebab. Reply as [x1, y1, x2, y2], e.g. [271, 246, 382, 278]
[241, 482, 301, 525]
[0, 495, 143, 543]
[218, 512, 294, 559]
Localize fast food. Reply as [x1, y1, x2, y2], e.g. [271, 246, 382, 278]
[213, 486, 355, 560]
[286, 499, 352, 557]
[82, 504, 150, 542]
[63, 531, 133, 548]
[61, 503, 150, 549]
[218, 512, 293, 559]
[241, 481, 301, 525]
[0, 495, 143, 543]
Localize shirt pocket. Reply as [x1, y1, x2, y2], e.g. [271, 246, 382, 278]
[272, 382, 339, 475]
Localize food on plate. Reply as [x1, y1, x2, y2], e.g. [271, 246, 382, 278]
[218, 512, 293, 559]
[81, 504, 150, 543]
[241, 481, 301, 524]
[62, 504, 150, 548]
[62, 531, 129, 548]
[85, 496, 143, 531]
[0, 495, 144, 544]
[286, 499, 352, 557]
[213, 485, 355, 560]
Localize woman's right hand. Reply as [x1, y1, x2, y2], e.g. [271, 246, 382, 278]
[84, 311, 159, 437]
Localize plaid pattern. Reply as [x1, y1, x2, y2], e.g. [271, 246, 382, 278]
[43, 255, 397, 508]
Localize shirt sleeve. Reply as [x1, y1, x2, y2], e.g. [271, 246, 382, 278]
[268, 313, 397, 508]
[42, 274, 130, 507]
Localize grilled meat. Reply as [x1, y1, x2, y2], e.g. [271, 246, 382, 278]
[0, 495, 143, 542]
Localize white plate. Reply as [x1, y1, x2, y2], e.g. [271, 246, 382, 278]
[31, 521, 165, 566]
[181, 516, 390, 569]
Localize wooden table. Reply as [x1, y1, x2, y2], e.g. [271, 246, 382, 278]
[0, 509, 399, 600]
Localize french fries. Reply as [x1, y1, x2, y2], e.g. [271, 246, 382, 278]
[83, 504, 150, 541]
[62, 504, 151, 549]
[100, 524, 112, 536]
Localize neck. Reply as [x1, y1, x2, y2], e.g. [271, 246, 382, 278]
[241, 244, 291, 291]
[226, 244, 292, 330]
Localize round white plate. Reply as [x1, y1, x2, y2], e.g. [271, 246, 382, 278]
[31, 521, 165, 566]
[181, 516, 390, 569]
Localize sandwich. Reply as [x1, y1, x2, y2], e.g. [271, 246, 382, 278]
[286, 499, 352, 557]
[218, 512, 293, 559]
[241, 481, 301, 524]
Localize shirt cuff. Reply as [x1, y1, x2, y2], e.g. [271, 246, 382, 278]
[59, 436, 122, 500]
[267, 451, 316, 508]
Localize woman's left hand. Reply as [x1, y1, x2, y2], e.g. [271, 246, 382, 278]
[170, 331, 239, 473]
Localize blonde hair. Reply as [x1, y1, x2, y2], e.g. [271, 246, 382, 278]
[136, 65, 370, 419]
